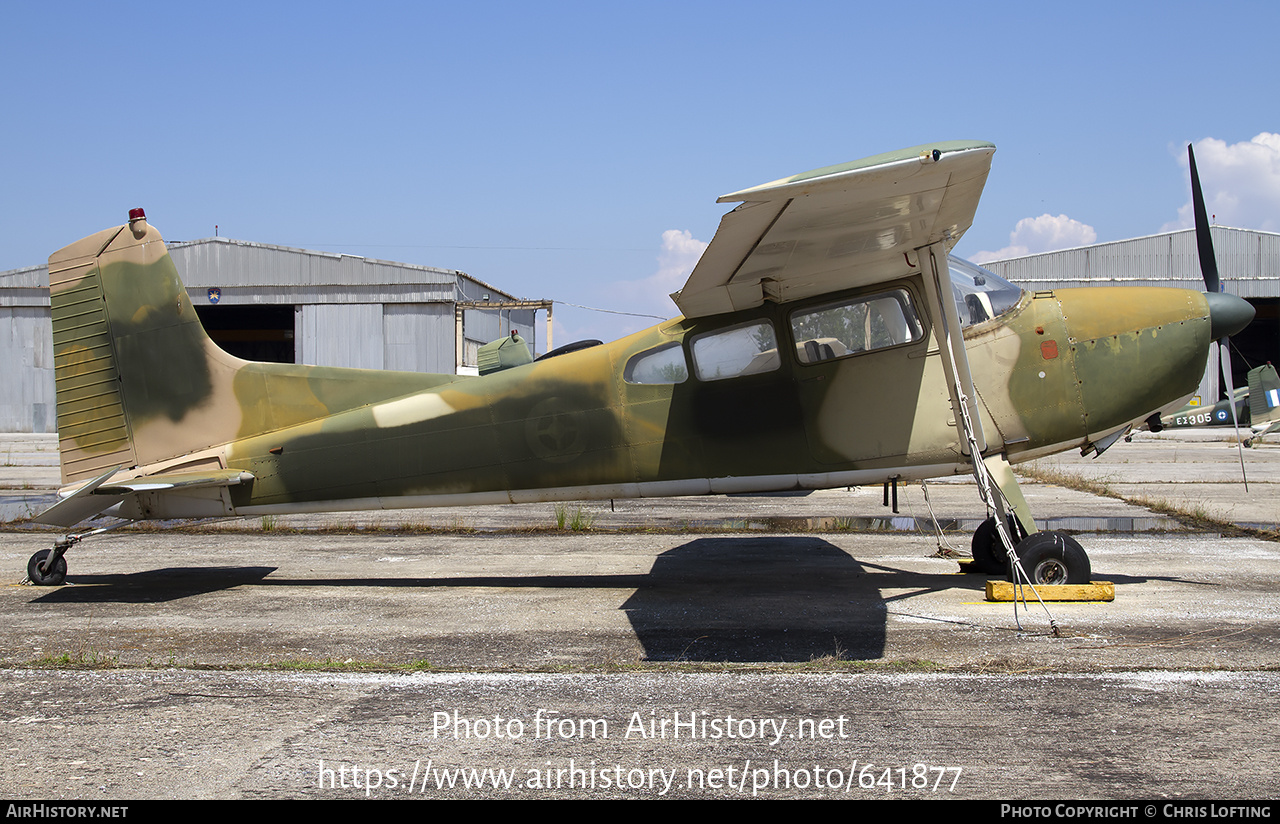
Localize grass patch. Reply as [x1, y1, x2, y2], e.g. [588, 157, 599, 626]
[1018, 464, 1117, 498]
[264, 658, 433, 673]
[553, 504, 596, 531]
[1020, 464, 1279, 542]
[3, 658, 929, 674]
[27, 648, 120, 669]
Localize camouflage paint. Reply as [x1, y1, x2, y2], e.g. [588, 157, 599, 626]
[41, 208, 1227, 523]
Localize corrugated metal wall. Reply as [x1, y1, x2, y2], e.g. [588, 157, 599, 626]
[298, 303, 386, 369]
[981, 227, 1280, 298]
[385, 304, 457, 373]
[0, 238, 538, 431]
[0, 267, 54, 432]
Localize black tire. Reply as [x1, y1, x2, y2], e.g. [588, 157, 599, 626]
[1010, 532, 1091, 585]
[27, 549, 67, 586]
[971, 515, 1023, 574]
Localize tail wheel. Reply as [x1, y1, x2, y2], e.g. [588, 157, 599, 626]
[27, 549, 68, 586]
[1010, 532, 1091, 585]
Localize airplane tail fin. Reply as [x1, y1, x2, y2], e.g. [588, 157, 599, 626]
[48, 210, 245, 484]
[48, 210, 457, 489]
[1248, 363, 1280, 423]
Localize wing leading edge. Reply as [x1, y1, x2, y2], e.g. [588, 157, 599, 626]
[672, 140, 996, 319]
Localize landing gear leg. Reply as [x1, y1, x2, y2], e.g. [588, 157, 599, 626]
[915, 240, 1092, 594]
[22, 521, 130, 586]
[982, 454, 1037, 541]
[972, 456, 1094, 585]
[967, 454, 1039, 572]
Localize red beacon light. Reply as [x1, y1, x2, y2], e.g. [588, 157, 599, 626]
[127, 207, 149, 238]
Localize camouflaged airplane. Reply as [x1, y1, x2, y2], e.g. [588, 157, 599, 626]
[27, 140, 1256, 590]
[1133, 362, 1280, 444]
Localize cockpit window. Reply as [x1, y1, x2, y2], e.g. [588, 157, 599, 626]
[950, 257, 1023, 328]
[624, 342, 688, 384]
[690, 321, 780, 381]
[790, 289, 923, 364]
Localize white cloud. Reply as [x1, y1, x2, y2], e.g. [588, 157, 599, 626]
[970, 214, 1098, 264]
[555, 229, 709, 344]
[611, 228, 708, 316]
[1163, 133, 1280, 232]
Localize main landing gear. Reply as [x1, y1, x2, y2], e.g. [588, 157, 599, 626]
[971, 516, 1092, 585]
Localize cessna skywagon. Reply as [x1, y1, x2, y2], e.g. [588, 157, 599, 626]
[26, 140, 1255, 589]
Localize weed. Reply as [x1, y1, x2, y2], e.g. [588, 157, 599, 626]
[260, 515, 278, 532]
[30, 647, 120, 669]
[553, 504, 595, 531]
[1023, 463, 1279, 541]
[1019, 464, 1116, 497]
[810, 638, 848, 663]
[265, 658, 433, 673]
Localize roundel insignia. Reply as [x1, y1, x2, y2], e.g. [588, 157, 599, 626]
[525, 397, 587, 463]
[1216, 410, 1228, 421]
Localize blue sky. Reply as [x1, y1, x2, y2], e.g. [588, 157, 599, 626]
[3, 1, 1278, 347]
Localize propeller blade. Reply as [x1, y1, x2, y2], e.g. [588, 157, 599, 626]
[1221, 337, 1249, 492]
[1190, 143, 1250, 488]
[1189, 143, 1221, 294]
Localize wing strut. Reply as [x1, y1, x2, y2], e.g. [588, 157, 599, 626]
[917, 242, 1048, 621]
[918, 241, 986, 457]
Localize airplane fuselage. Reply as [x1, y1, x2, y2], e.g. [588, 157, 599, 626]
[131, 279, 1213, 520]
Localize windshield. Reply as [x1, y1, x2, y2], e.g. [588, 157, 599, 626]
[949, 257, 1023, 328]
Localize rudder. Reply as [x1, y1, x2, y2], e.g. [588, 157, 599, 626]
[1249, 363, 1280, 421]
[48, 210, 241, 483]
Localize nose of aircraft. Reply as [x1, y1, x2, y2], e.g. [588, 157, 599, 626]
[1206, 292, 1255, 339]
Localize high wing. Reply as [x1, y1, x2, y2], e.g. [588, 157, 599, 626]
[672, 140, 996, 319]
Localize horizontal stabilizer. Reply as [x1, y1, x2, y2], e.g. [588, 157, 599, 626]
[32, 465, 125, 528]
[35, 468, 255, 528]
[96, 468, 255, 495]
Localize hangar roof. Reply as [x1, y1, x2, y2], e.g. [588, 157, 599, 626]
[978, 227, 1280, 300]
[0, 235, 524, 307]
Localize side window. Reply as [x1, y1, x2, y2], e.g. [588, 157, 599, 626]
[624, 342, 688, 384]
[790, 290, 923, 364]
[690, 321, 780, 381]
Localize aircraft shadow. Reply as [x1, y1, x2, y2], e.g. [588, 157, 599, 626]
[622, 536, 900, 662]
[24, 539, 997, 665]
[30, 567, 277, 604]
